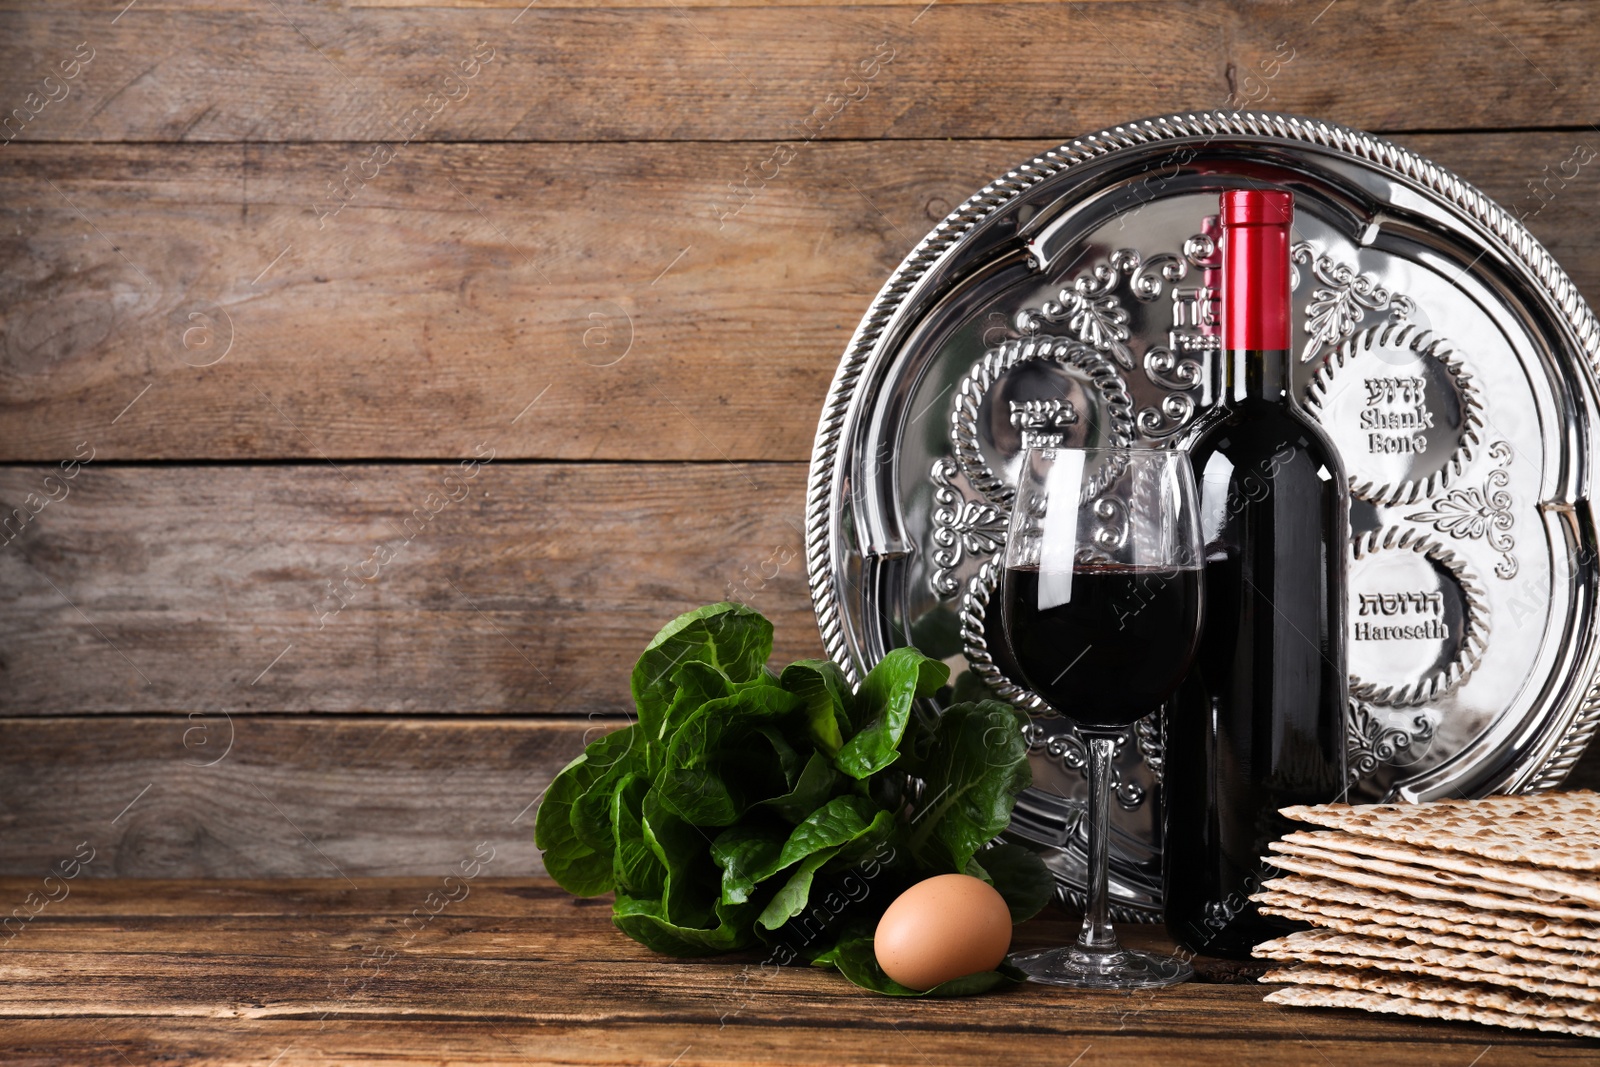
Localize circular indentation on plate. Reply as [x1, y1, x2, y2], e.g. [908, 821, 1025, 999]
[1305, 323, 1482, 506]
[1348, 527, 1488, 707]
[951, 336, 1135, 508]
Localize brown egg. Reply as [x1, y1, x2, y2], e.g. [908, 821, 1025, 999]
[873, 874, 1013, 991]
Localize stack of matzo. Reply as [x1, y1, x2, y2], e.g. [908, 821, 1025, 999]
[1248, 790, 1600, 1039]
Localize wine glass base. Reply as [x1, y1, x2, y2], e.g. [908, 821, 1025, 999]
[1010, 945, 1193, 990]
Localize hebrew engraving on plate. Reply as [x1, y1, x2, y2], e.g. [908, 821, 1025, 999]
[1348, 527, 1489, 707]
[1305, 323, 1482, 506]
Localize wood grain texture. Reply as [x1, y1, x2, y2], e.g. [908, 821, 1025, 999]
[0, 0, 1136, 11]
[0, 463, 817, 713]
[7, 1020, 1593, 1067]
[0, 1, 1597, 144]
[0, 716, 591, 878]
[0, 713, 1594, 880]
[0, 878, 1595, 1065]
[2, 136, 961, 464]
[3, 132, 1598, 463]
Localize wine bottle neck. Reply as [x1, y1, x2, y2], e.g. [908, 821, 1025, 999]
[1218, 188, 1294, 407]
[1224, 347, 1292, 404]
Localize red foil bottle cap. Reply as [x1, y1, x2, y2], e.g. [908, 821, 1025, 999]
[1220, 189, 1293, 350]
[1219, 189, 1294, 227]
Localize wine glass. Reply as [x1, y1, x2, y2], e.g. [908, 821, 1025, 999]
[1000, 446, 1204, 989]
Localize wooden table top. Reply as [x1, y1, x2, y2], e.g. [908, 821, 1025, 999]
[1, 877, 1593, 1066]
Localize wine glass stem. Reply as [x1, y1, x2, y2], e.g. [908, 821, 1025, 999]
[1077, 733, 1119, 953]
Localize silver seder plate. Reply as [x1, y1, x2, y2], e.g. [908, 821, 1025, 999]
[805, 112, 1600, 920]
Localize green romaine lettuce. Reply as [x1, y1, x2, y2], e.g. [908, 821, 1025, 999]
[778, 659, 854, 756]
[534, 602, 1050, 998]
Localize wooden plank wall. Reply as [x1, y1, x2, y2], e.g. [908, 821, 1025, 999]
[1, 0, 1597, 878]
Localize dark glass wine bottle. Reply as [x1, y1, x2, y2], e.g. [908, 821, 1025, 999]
[1163, 189, 1350, 959]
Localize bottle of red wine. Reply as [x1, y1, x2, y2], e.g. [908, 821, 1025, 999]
[1163, 190, 1350, 959]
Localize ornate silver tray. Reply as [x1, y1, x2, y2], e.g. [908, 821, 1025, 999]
[806, 112, 1600, 920]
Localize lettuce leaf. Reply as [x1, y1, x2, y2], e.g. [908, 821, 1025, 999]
[633, 603, 773, 743]
[613, 891, 754, 956]
[965, 841, 1054, 924]
[754, 799, 897, 929]
[834, 648, 949, 779]
[908, 701, 1033, 871]
[569, 725, 646, 853]
[779, 659, 854, 757]
[759, 749, 841, 824]
[533, 749, 617, 897]
[710, 823, 788, 906]
[657, 683, 803, 826]
[611, 773, 666, 898]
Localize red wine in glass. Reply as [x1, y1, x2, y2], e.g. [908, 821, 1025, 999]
[1003, 563, 1201, 730]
